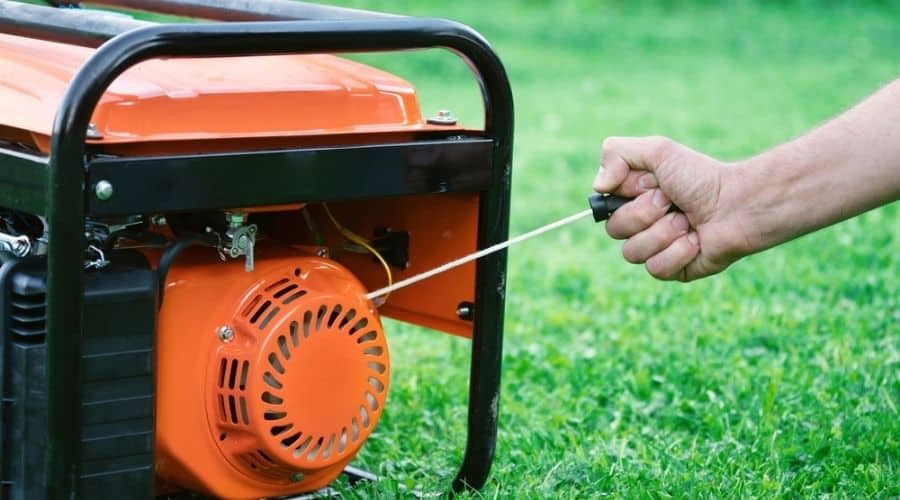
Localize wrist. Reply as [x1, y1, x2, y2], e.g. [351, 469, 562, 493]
[729, 146, 816, 255]
[719, 156, 782, 257]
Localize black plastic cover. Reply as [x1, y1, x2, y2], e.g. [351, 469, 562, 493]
[0, 251, 157, 499]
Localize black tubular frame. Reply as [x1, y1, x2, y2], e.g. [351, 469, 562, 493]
[0, 1, 151, 46]
[78, 0, 401, 21]
[0, 3, 513, 498]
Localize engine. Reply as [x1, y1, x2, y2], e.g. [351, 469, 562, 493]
[155, 245, 389, 498]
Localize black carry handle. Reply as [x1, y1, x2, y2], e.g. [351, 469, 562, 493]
[588, 193, 631, 222]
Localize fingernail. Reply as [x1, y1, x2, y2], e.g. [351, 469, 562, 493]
[638, 173, 658, 189]
[652, 189, 670, 208]
[687, 232, 700, 245]
[671, 213, 689, 233]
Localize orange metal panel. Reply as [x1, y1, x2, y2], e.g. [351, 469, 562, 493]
[0, 33, 429, 147]
[268, 194, 480, 338]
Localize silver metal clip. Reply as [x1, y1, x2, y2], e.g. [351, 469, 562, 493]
[0, 232, 31, 257]
[84, 244, 109, 270]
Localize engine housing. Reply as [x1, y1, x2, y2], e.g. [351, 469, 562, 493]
[155, 246, 389, 498]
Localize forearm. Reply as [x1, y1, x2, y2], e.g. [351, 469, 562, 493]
[731, 78, 900, 253]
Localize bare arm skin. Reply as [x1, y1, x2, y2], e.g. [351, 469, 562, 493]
[593, 78, 900, 282]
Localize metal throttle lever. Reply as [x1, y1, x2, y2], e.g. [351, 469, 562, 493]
[588, 193, 632, 222]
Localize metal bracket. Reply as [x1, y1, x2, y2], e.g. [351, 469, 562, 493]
[223, 212, 257, 272]
[0, 231, 31, 257]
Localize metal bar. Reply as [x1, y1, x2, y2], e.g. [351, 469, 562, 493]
[0, 148, 49, 214]
[86, 139, 494, 216]
[42, 17, 511, 498]
[0, 2, 150, 47]
[0, 0, 396, 48]
[341, 465, 378, 486]
[452, 68, 513, 495]
[85, 0, 400, 21]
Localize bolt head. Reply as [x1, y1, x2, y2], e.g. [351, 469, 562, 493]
[86, 122, 103, 140]
[217, 325, 234, 342]
[456, 304, 473, 319]
[427, 109, 457, 126]
[94, 180, 114, 201]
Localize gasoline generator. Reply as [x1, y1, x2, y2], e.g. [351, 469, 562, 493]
[0, 1, 513, 498]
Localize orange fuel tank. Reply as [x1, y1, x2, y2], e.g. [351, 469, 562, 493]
[0, 32, 435, 152]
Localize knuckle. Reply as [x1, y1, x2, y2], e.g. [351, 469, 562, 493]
[669, 212, 691, 234]
[683, 263, 707, 283]
[648, 135, 673, 150]
[601, 136, 619, 154]
[635, 206, 661, 227]
[648, 136, 676, 165]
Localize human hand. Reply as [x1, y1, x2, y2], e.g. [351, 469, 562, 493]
[593, 136, 752, 281]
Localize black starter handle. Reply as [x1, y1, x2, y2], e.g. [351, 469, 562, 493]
[588, 193, 632, 222]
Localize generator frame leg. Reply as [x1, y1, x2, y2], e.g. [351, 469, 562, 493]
[451, 172, 512, 492]
[0, 8, 512, 499]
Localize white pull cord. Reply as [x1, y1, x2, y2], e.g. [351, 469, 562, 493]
[365, 208, 594, 300]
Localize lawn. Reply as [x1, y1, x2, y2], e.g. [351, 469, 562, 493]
[28, 0, 898, 497]
[317, 1, 900, 497]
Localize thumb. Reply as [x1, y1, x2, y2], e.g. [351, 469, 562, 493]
[594, 136, 673, 193]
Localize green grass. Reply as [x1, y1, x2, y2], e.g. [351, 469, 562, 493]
[318, 1, 900, 497]
[32, 0, 898, 496]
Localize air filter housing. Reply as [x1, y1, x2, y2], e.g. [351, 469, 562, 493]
[155, 248, 389, 499]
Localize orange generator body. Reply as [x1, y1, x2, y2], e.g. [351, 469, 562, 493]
[0, 1, 512, 499]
